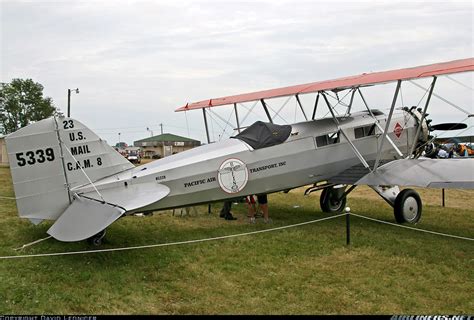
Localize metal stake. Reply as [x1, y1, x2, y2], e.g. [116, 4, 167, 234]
[346, 207, 351, 246]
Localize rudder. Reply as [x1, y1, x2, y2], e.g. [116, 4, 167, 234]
[6, 116, 134, 224]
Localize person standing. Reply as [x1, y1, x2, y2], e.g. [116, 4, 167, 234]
[220, 200, 237, 220]
[248, 194, 270, 223]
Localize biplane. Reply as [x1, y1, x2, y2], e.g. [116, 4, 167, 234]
[5, 58, 474, 244]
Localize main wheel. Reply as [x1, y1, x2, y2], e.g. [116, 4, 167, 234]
[320, 187, 347, 213]
[394, 189, 422, 224]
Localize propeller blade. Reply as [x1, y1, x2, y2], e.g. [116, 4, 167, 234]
[430, 123, 467, 131]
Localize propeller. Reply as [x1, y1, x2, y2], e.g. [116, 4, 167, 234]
[429, 123, 468, 131]
[403, 106, 467, 131]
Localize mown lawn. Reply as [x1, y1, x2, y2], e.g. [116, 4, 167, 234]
[0, 166, 472, 314]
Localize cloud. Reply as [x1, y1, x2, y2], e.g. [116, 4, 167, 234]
[1, 0, 472, 144]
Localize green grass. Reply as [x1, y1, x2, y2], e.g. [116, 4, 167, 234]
[0, 166, 472, 314]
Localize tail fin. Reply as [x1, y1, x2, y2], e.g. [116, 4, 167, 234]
[5, 116, 134, 223]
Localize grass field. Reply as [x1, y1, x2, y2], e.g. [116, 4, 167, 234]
[0, 166, 472, 315]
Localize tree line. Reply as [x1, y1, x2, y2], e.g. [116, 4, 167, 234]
[0, 78, 59, 134]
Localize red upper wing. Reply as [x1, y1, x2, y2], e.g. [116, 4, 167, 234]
[176, 58, 474, 112]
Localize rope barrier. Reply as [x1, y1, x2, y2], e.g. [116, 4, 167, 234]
[1, 210, 472, 261]
[0, 213, 346, 260]
[349, 212, 474, 241]
[14, 236, 52, 251]
[0, 195, 16, 200]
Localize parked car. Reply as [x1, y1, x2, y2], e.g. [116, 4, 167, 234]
[127, 150, 141, 164]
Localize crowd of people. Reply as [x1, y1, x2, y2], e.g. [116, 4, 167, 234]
[425, 142, 474, 158]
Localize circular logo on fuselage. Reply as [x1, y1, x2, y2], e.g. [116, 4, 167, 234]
[217, 158, 248, 194]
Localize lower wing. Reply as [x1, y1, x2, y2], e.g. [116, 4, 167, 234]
[354, 158, 474, 189]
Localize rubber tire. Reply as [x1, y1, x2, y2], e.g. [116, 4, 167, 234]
[320, 187, 347, 213]
[87, 229, 106, 246]
[90, 237, 103, 246]
[394, 189, 422, 224]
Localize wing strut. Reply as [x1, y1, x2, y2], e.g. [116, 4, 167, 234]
[295, 94, 308, 121]
[322, 92, 370, 169]
[374, 80, 401, 171]
[260, 99, 274, 123]
[312, 93, 320, 120]
[408, 76, 437, 157]
[357, 88, 404, 158]
[346, 88, 357, 116]
[202, 108, 211, 144]
[234, 103, 241, 133]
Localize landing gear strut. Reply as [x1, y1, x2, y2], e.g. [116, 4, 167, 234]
[87, 229, 106, 246]
[318, 184, 423, 223]
[320, 186, 347, 213]
[370, 186, 422, 224]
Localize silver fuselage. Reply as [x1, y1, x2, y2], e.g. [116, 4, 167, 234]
[74, 110, 421, 212]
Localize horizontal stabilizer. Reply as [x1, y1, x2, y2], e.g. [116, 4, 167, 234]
[356, 159, 474, 189]
[48, 182, 171, 242]
[78, 182, 170, 211]
[47, 197, 125, 242]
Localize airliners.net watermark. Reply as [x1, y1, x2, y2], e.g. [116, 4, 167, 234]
[0, 316, 96, 320]
[391, 316, 472, 320]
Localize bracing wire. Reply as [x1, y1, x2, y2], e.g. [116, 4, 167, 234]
[209, 108, 216, 142]
[445, 75, 474, 91]
[238, 101, 260, 126]
[206, 110, 230, 141]
[207, 108, 235, 140]
[415, 83, 430, 108]
[294, 97, 298, 123]
[62, 145, 105, 202]
[321, 90, 353, 118]
[184, 111, 190, 137]
[399, 83, 405, 108]
[409, 80, 472, 116]
[263, 100, 289, 124]
[273, 95, 294, 121]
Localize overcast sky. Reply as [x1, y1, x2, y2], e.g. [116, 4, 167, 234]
[1, 0, 473, 145]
